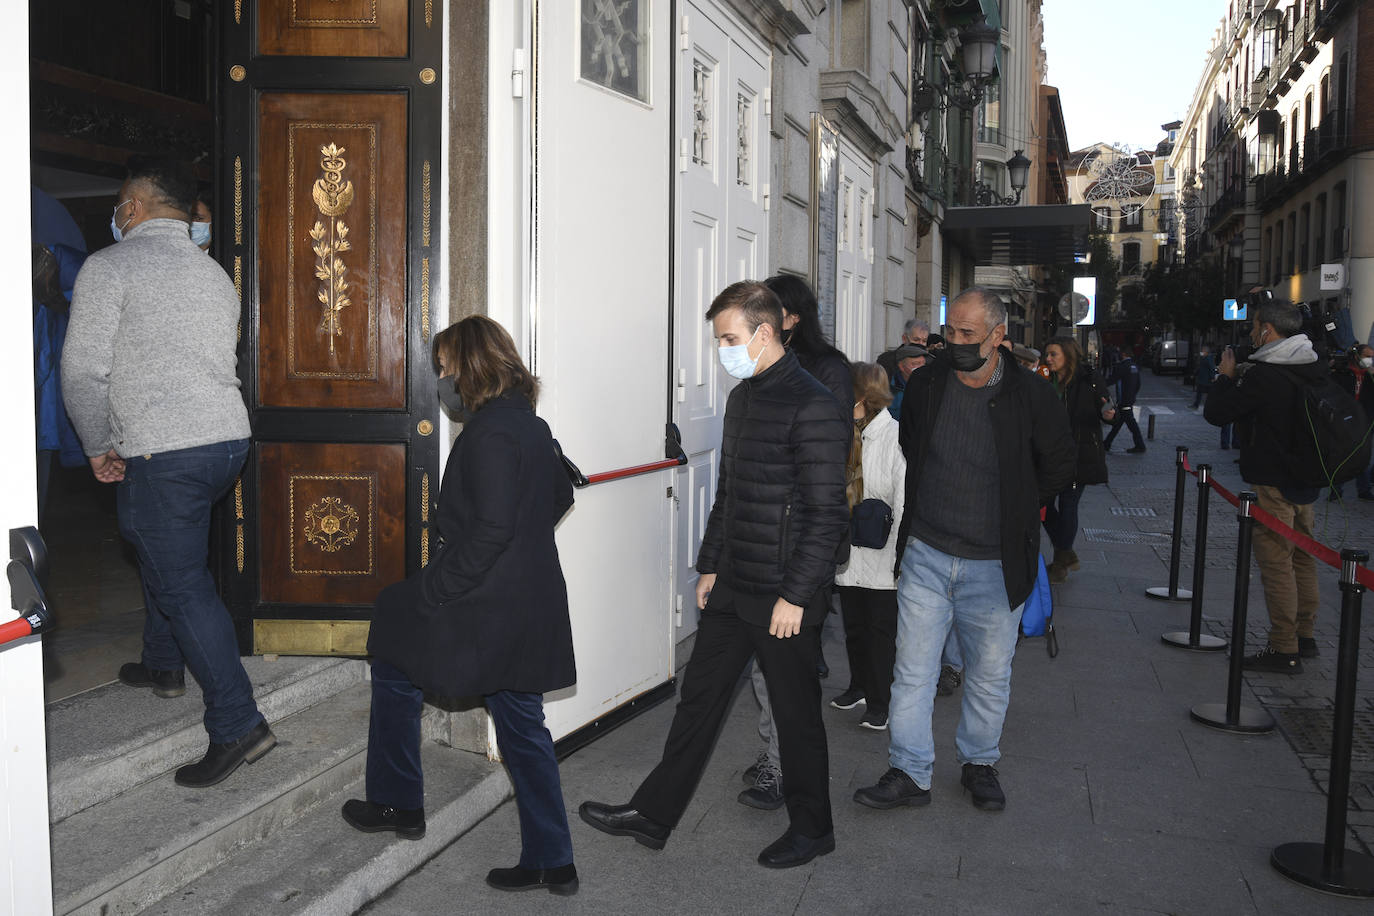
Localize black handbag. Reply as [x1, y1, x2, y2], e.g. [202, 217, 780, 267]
[850, 498, 894, 549]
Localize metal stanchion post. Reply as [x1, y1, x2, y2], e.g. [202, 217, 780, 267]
[1190, 491, 1275, 732]
[1147, 412, 1156, 441]
[1272, 549, 1374, 897]
[1147, 446, 1193, 601]
[1162, 464, 1226, 650]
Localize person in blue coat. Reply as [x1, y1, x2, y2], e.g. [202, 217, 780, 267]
[346, 315, 579, 896]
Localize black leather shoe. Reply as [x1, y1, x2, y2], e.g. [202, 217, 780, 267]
[341, 799, 426, 840]
[174, 720, 276, 788]
[1298, 637, 1320, 659]
[577, 801, 670, 850]
[757, 828, 835, 869]
[853, 767, 931, 809]
[961, 764, 1006, 811]
[118, 661, 185, 698]
[486, 864, 578, 895]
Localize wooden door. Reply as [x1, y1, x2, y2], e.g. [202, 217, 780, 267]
[218, 1, 441, 655]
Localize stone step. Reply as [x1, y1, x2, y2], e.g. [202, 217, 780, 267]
[139, 744, 508, 916]
[53, 680, 376, 915]
[47, 655, 367, 822]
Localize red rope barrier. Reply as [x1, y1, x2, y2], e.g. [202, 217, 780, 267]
[0, 616, 34, 647]
[1184, 455, 1374, 589]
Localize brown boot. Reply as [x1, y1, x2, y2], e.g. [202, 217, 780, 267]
[1064, 549, 1080, 571]
[1047, 550, 1070, 584]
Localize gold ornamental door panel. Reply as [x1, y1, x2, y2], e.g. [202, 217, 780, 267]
[257, 441, 407, 606]
[257, 92, 408, 409]
[256, 0, 411, 57]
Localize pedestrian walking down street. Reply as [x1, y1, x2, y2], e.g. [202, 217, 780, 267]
[1193, 345, 1217, 409]
[1328, 344, 1374, 502]
[580, 281, 850, 870]
[1042, 337, 1114, 584]
[1203, 301, 1324, 674]
[350, 316, 581, 896]
[735, 274, 852, 811]
[832, 362, 906, 732]
[62, 156, 270, 788]
[854, 287, 1074, 815]
[1103, 348, 1146, 454]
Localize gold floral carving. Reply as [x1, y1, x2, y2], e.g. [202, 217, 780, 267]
[235, 1, 241, 25]
[421, 528, 430, 567]
[230, 65, 246, 82]
[426, 0, 433, 27]
[303, 495, 360, 554]
[233, 256, 243, 301]
[310, 143, 355, 357]
[421, 160, 431, 247]
[234, 478, 245, 573]
[417, 419, 433, 436]
[233, 156, 243, 246]
[419, 68, 436, 85]
[421, 473, 430, 523]
[421, 256, 431, 342]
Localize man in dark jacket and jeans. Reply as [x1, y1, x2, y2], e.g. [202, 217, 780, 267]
[854, 286, 1075, 812]
[1103, 349, 1146, 453]
[1204, 300, 1324, 673]
[580, 281, 850, 868]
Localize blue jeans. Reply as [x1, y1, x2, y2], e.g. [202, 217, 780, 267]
[117, 439, 260, 744]
[889, 538, 1022, 789]
[941, 627, 963, 672]
[366, 660, 574, 869]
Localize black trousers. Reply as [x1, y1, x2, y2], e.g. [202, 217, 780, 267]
[837, 586, 898, 715]
[630, 585, 832, 839]
[1103, 405, 1144, 449]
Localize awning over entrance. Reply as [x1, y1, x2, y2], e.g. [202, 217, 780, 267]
[943, 203, 1093, 267]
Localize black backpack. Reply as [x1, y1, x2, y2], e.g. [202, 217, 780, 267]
[1275, 367, 1374, 488]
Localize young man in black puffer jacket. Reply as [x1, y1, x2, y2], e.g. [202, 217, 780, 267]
[579, 281, 850, 870]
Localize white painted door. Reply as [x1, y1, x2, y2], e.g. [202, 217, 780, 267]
[530, 0, 675, 739]
[0, 6, 52, 912]
[835, 136, 875, 362]
[672, 0, 769, 637]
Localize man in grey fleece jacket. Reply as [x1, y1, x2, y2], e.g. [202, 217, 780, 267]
[62, 156, 274, 787]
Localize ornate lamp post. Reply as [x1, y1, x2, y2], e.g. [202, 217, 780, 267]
[971, 149, 1032, 206]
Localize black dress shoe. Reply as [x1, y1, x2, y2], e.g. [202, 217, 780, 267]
[486, 863, 578, 896]
[757, 828, 835, 869]
[853, 767, 931, 809]
[118, 661, 186, 698]
[174, 720, 276, 788]
[341, 799, 426, 839]
[577, 801, 670, 850]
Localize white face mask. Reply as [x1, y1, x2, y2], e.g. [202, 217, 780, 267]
[1360, 357, 1373, 370]
[110, 199, 134, 242]
[190, 221, 211, 248]
[718, 327, 763, 379]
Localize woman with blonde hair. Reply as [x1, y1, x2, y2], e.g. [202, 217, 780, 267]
[344, 315, 580, 896]
[832, 361, 907, 730]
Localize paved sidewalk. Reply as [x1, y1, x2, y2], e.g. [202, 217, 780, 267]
[364, 371, 1372, 915]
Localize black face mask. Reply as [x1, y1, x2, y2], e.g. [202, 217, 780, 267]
[945, 330, 994, 373]
[437, 376, 467, 419]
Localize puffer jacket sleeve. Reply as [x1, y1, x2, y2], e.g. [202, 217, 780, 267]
[778, 394, 851, 605]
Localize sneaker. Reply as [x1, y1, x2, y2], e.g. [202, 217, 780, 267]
[118, 661, 186, 698]
[960, 764, 1006, 811]
[858, 710, 888, 731]
[1126, 445, 1146, 454]
[737, 763, 784, 810]
[936, 665, 963, 697]
[1298, 637, 1320, 659]
[853, 767, 930, 809]
[830, 687, 867, 710]
[1241, 645, 1303, 674]
[741, 751, 769, 786]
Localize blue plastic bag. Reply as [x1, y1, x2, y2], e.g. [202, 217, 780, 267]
[1021, 554, 1052, 638]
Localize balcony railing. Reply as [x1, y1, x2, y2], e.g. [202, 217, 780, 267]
[1254, 109, 1352, 209]
[1207, 183, 1248, 229]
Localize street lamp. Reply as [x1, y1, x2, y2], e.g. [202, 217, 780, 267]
[972, 149, 1032, 206]
[959, 24, 1000, 86]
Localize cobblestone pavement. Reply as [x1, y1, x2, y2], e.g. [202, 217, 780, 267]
[1101, 370, 1374, 855]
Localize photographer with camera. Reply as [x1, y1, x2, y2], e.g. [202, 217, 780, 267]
[1203, 300, 1323, 674]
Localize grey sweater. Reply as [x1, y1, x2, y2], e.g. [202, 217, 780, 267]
[62, 218, 251, 458]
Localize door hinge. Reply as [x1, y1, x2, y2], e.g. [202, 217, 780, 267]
[675, 592, 684, 627]
[679, 15, 690, 51]
[679, 138, 690, 173]
[677, 368, 687, 402]
[762, 183, 771, 211]
[764, 93, 772, 117]
[511, 48, 526, 98]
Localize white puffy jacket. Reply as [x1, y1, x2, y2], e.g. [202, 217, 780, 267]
[835, 409, 906, 590]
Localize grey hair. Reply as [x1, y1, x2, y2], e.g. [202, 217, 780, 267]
[950, 286, 1008, 333]
[1255, 298, 1301, 337]
[903, 317, 930, 336]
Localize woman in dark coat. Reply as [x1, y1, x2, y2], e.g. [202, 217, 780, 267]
[1042, 336, 1113, 584]
[343, 315, 579, 896]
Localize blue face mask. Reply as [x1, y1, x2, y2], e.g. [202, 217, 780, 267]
[190, 221, 211, 248]
[718, 326, 763, 379]
[110, 199, 133, 242]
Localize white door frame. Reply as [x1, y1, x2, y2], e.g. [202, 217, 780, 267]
[0, 3, 54, 912]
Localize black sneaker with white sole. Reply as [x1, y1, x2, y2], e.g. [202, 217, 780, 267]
[858, 710, 888, 731]
[830, 687, 866, 710]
